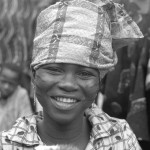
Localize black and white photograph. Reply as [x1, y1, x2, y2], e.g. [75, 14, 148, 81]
[0, 0, 150, 149]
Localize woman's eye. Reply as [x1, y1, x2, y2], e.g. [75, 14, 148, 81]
[45, 67, 62, 74]
[78, 71, 93, 78]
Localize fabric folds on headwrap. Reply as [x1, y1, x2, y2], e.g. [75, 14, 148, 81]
[31, 0, 143, 79]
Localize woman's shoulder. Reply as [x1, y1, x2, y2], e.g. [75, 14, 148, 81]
[86, 103, 133, 132]
[0, 113, 42, 150]
[86, 104, 141, 150]
[0, 131, 35, 150]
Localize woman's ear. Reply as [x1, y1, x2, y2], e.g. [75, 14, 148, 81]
[30, 70, 36, 86]
[99, 75, 107, 94]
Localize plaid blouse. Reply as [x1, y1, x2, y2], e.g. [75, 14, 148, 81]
[0, 104, 142, 150]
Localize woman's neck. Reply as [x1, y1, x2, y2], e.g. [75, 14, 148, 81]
[37, 112, 90, 146]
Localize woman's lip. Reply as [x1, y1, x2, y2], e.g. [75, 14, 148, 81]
[50, 97, 79, 110]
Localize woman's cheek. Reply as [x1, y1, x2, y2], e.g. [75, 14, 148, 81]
[82, 80, 100, 101]
[85, 80, 99, 91]
[34, 75, 50, 91]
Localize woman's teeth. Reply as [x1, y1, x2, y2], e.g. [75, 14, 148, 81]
[54, 97, 78, 103]
[51, 97, 79, 110]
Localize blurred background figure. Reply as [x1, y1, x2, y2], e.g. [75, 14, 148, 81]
[102, 0, 150, 149]
[0, 63, 33, 132]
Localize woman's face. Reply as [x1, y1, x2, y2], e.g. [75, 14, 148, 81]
[34, 63, 100, 123]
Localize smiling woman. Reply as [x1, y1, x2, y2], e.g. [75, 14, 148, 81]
[34, 63, 99, 124]
[0, 0, 143, 150]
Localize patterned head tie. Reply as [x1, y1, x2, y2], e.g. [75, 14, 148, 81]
[31, 0, 143, 79]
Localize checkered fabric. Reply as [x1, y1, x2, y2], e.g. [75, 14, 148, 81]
[31, 0, 143, 79]
[0, 104, 141, 150]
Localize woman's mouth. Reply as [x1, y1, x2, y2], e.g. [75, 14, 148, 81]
[50, 96, 79, 110]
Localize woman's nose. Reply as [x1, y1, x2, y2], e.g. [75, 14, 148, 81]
[58, 73, 78, 92]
